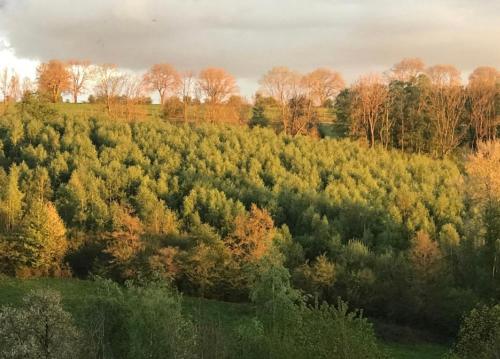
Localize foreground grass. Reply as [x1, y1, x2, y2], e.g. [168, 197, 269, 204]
[0, 277, 447, 358]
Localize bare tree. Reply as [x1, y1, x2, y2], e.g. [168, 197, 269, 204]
[350, 74, 389, 147]
[143, 64, 181, 105]
[0, 68, 21, 103]
[0, 68, 9, 103]
[197, 67, 238, 104]
[389, 58, 425, 82]
[259, 66, 302, 134]
[426, 64, 461, 87]
[37, 60, 71, 103]
[467, 67, 499, 145]
[427, 83, 467, 157]
[66, 60, 93, 103]
[8, 73, 21, 102]
[121, 74, 148, 121]
[94, 64, 125, 113]
[21, 77, 35, 97]
[302, 68, 345, 106]
[180, 70, 195, 123]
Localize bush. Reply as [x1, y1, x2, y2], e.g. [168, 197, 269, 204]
[452, 304, 500, 358]
[80, 278, 198, 359]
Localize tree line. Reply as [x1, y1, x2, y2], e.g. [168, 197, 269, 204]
[0, 58, 497, 156]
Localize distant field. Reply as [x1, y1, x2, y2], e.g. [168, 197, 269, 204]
[0, 102, 337, 131]
[0, 277, 448, 359]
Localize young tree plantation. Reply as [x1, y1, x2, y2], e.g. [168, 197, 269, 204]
[0, 40, 497, 358]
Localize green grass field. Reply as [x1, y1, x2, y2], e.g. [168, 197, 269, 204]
[0, 277, 448, 359]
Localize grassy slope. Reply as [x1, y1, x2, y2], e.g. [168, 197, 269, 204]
[0, 277, 447, 359]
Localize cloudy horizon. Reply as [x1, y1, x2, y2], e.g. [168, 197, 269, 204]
[0, 0, 498, 98]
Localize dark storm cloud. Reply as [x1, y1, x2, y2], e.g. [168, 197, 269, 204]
[0, 0, 498, 92]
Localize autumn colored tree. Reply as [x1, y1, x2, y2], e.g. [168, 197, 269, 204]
[410, 230, 443, 283]
[104, 203, 144, 280]
[143, 63, 181, 105]
[37, 60, 71, 103]
[302, 68, 345, 106]
[66, 59, 93, 103]
[197, 67, 238, 104]
[227, 204, 275, 263]
[350, 74, 389, 147]
[94, 64, 125, 112]
[467, 67, 499, 146]
[389, 58, 425, 82]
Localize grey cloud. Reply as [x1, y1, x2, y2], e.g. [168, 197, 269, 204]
[0, 0, 498, 95]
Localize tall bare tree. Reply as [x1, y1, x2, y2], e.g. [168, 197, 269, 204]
[389, 58, 425, 82]
[143, 64, 181, 105]
[197, 67, 238, 104]
[259, 66, 302, 134]
[37, 60, 71, 103]
[0, 68, 9, 103]
[121, 74, 148, 121]
[0, 68, 21, 103]
[8, 73, 21, 102]
[94, 64, 125, 113]
[427, 82, 467, 157]
[467, 67, 499, 145]
[350, 74, 389, 147]
[21, 77, 35, 97]
[66, 60, 93, 103]
[180, 70, 195, 123]
[302, 68, 345, 106]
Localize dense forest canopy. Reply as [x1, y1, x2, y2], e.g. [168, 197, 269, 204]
[0, 95, 498, 344]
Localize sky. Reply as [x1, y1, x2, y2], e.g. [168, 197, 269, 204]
[0, 0, 499, 100]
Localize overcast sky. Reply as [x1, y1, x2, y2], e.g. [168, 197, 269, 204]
[0, 0, 499, 98]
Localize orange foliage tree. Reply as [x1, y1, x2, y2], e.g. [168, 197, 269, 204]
[36, 60, 71, 103]
[143, 63, 181, 105]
